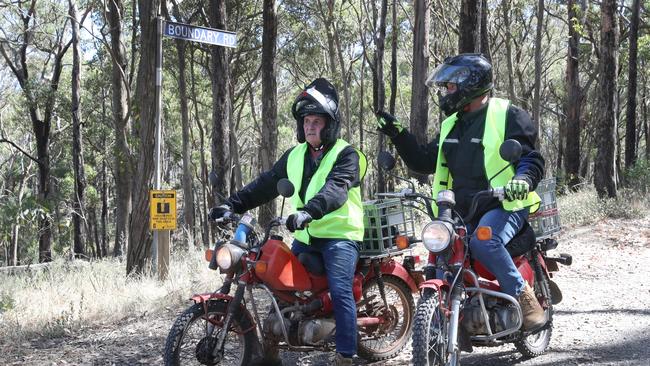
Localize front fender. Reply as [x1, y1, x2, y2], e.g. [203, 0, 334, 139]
[418, 278, 449, 293]
[189, 292, 257, 334]
[380, 260, 418, 293]
[191, 292, 233, 304]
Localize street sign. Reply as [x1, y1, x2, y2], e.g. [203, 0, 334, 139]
[150, 190, 177, 230]
[163, 20, 237, 48]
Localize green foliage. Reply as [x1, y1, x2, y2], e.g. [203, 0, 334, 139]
[624, 159, 650, 195]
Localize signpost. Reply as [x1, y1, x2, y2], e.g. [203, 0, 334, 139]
[151, 16, 237, 280]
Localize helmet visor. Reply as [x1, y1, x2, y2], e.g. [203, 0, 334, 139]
[425, 64, 471, 88]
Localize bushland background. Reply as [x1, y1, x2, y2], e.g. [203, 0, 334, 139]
[0, 0, 649, 364]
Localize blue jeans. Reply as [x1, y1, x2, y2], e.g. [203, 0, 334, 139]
[467, 207, 528, 298]
[291, 238, 359, 357]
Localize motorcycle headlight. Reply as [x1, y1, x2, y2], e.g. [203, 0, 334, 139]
[422, 221, 453, 253]
[215, 243, 246, 272]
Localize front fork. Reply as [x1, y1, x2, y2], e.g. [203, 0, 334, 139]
[211, 281, 246, 360]
[447, 268, 464, 365]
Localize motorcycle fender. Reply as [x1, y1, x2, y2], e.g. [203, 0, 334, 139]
[418, 279, 448, 292]
[190, 293, 257, 334]
[381, 261, 418, 293]
[191, 292, 233, 303]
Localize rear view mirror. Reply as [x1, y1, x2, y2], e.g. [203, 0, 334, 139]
[499, 139, 522, 163]
[378, 151, 397, 171]
[277, 179, 295, 198]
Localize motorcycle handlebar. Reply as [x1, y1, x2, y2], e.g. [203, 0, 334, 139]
[462, 187, 506, 223]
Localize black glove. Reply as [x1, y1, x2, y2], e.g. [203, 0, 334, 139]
[208, 204, 232, 221]
[375, 110, 404, 138]
[286, 211, 313, 232]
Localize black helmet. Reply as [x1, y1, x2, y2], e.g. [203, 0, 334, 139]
[426, 53, 493, 116]
[291, 78, 340, 145]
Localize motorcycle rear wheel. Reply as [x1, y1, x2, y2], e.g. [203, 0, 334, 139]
[164, 300, 257, 366]
[412, 290, 458, 366]
[356, 276, 415, 361]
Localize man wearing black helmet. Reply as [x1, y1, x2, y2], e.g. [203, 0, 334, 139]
[375, 54, 546, 331]
[210, 78, 366, 365]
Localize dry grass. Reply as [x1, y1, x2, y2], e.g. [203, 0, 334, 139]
[0, 249, 220, 342]
[558, 186, 649, 227]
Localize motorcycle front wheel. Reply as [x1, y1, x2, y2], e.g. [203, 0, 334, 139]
[412, 290, 457, 366]
[356, 276, 415, 361]
[164, 300, 257, 366]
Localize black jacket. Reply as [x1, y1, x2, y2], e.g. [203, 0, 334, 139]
[225, 144, 361, 220]
[391, 101, 545, 218]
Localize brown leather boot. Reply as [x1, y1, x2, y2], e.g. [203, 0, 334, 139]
[518, 283, 546, 330]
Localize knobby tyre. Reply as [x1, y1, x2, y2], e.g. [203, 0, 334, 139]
[514, 274, 553, 358]
[357, 276, 415, 361]
[164, 300, 256, 366]
[412, 290, 455, 366]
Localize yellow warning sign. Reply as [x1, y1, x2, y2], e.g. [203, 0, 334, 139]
[150, 190, 177, 230]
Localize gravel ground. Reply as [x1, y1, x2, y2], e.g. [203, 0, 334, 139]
[2, 217, 649, 365]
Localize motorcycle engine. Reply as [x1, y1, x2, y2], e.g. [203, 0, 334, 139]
[461, 296, 518, 335]
[263, 313, 336, 346]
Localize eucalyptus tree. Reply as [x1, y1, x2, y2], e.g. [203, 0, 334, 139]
[0, 0, 73, 262]
[594, 0, 618, 198]
[624, 0, 642, 169]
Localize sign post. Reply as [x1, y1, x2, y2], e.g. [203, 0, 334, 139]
[151, 17, 237, 280]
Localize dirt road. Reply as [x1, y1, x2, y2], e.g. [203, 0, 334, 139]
[3, 217, 649, 365]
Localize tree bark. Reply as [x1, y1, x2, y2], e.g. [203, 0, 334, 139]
[127, 0, 160, 275]
[373, 0, 388, 194]
[258, 0, 278, 227]
[502, 0, 516, 101]
[594, 0, 618, 198]
[409, 0, 429, 184]
[480, 0, 491, 60]
[565, 0, 581, 189]
[209, 0, 232, 199]
[171, 2, 195, 248]
[624, 0, 641, 169]
[70, 0, 87, 259]
[531, 0, 544, 145]
[108, 0, 133, 257]
[458, 0, 481, 53]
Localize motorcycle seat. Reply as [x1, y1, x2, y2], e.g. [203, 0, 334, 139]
[505, 222, 536, 257]
[298, 252, 326, 276]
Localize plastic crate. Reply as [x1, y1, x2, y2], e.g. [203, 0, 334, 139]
[361, 198, 416, 256]
[529, 178, 561, 238]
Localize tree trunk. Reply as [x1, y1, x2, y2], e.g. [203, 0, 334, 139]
[458, 0, 481, 53]
[409, 0, 429, 184]
[594, 0, 618, 198]
[330, 1, 352, 141]
[127, 0, 160, 275]
[531, 0, 544, 144]
[190, 49, 211, 246]
[624, 0, 641, 169]
[373, 0, 388, 194]
[171, 3, 195, 248]
[480, 0, 491, 60]
[389, 0, 398, 115]
[209, 0, 232, 199]
[70, 0, 87, 259]
[101, 160, 109, 257]
[565, 0, 581, 189]
[258, 0, 278, 228]
[502, 0, 516, 101]
[108, 0, 133, 257]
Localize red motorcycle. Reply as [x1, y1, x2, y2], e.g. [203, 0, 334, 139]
[378, 140, 572, 366]
[164, 178, 418, 365]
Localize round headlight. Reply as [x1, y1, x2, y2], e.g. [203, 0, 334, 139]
[422, 221, 453, 253]
[215, 244, 245, 272]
